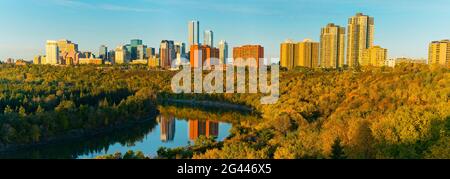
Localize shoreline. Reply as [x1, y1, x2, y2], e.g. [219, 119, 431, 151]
[163, 99, 253, 112]
[0, 115, 157, 153]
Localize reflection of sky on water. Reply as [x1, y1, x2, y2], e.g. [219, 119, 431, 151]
[78, 116, 231, 159]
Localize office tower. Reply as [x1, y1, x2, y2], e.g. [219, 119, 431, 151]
[320, 23, 346, 68]
[204, 30, 213, 47]
[137, 45, 147, 60]
[160, 40, 175, 68]
[57, 39, 78, 55]
[190, 45, 219, 68]
[296, 39, 320, 68]
[128, 39, 143, 60]
[108, 50, 115, 64]
[146, 47, 156, 58]
[57, 39, 78, 65]
[99, 45, 108, 62]
[158, 116, 176, 142]
[46, 40, 59, 65]
[280, 40, 296, 69]
[174, 42, 186, 66]
[115, 46, 128, 64]
[347, 13, 374, 67]
[219, 40, 228, 65]
[188, 20, 200, 47]
[131, 39, 142, 46]
[429, 40, 450, 66]
[189, 120, 219, 140]
[233, 45, 264, 67]
[361, 46, 387, 67]
[175, 42, 186, 55]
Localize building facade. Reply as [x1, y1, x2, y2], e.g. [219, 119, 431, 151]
[45, 40, 59, 65]
[233, 45, 264, 67]
[160, 40, 175, 68]
[188, 20, 200, 47]
[320, 23, 345, 68]
[218, 40, 228, 65]
[204, 30, 213, 48]
[280, 39, 319, 69]
[347, 13, 374, 67]
[429, 40, 450, 66]
[361, 46, 387, 67]
[115, 46, 128, 64]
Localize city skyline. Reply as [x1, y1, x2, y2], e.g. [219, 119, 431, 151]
[1, 0, 450, 61]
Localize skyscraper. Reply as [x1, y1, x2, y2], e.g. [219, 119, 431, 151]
[137, 44, 147, 60]
[188, 20, 200, 47]
[204, 30, 213, 48]
[129, 39, 143, 60]
[347, 13, 374, 67]
[57, 39, 78, 65]
[99, 45, 108, 62]
[429, 40, 450, 66]
[296, 39, 320, 68]
[361, 46, 387, 67]
[146, 47, 156, 58]
[219, 40, 228, 65]
[115, 45, 128, 64]
[45, 40, 59, 65]
[320, 23, 346, 68]
[280, 40, 295, 70]
[160, 40, 175, 68]
[233, 45, 264, 67]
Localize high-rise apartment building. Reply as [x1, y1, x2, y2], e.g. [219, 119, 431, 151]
[160, 40, 175, 68]
[296, 39, 320, 68]
[429, 40, 450, 66]
[280, 39, 319, 69]
[204, 30, 213, 48]
[219, 40, 228, 65]
[188, 20, 200, 47]
[347, 13, 374, 67]
[46, 40, 59, 65]
[361, 46, 387, 67]
[280, 40, 296, 70]
[233, 45, 264, 67]
[57, 39, 78, 65]
[320, 23, 346, 68]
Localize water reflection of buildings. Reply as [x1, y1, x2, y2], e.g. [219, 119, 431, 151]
[157, 115, 176, 142]
[188, 120, 219, 140]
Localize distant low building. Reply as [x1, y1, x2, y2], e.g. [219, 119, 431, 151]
[386, 57, 427, 67]
[78, 57, 103, 65]
[148, 55, 160, 68]
[131, 59, 148, 65]
[15, 59, 30, 66]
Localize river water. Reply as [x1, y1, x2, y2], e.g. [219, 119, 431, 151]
[0, 105, 246, 159]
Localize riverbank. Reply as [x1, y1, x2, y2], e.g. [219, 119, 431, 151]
[0, 113, 158, 154]
[163, 99, 254, 112]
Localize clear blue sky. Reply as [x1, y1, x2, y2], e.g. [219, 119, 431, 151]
[1, 0, 449, 61]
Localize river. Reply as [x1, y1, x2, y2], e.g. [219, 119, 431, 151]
[0, 104, 253, 159]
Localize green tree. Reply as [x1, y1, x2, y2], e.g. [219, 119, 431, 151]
[330, 138, 347, 159]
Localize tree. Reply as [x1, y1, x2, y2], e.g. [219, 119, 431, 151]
[330, 138, 347, 159]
